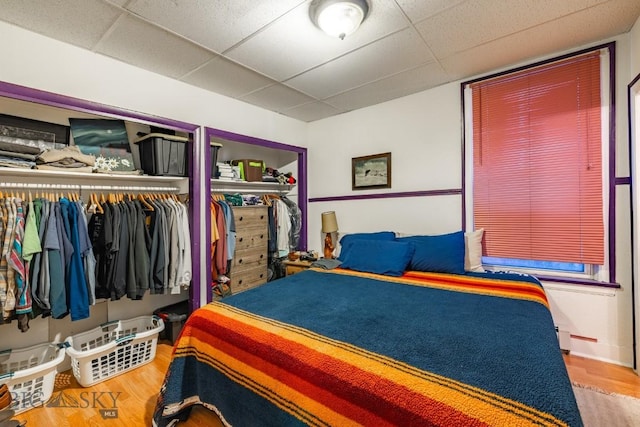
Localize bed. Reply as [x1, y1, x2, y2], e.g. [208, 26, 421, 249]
[153, 266, 582, 426]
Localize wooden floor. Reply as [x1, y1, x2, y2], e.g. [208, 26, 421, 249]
[11, 343, 640, 426]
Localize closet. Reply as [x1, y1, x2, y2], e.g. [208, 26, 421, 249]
[206, 128, 307, 299]
[0, 83, 199, 350]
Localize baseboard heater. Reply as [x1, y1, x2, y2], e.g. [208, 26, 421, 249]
[555, 326, 572, 353]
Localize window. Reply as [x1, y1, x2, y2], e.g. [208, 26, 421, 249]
[462, 44, 614, 283]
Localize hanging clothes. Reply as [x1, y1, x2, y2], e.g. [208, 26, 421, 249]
[0, 189, 191, 331]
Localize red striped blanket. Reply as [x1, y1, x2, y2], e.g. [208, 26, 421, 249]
[154, 269, 582, 426]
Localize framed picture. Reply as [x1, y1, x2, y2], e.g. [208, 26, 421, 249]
[69, 118, 136, 172]
[352, 152, 391, 190]
[0, 113, 70, 150]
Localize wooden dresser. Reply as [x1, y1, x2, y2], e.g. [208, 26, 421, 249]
[230, 205, 269, 293]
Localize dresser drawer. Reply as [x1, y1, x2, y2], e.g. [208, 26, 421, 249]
[232, 264, 268, 293]
[233, 247, 267, 269]
[232, 206, 268, 225]
[235, 227, 268, 250]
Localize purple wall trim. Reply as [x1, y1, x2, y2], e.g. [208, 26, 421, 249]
[0, 79, 203, 312]
[537, 275, 620, 289]
[460, 42, 618, 284]
[309, 189, 461, 203]
[615, 177, 631, 185]
[205, 127, 308, 303]
[608, 42, 617, 285]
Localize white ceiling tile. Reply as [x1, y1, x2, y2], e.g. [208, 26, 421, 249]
[440, 1, 639, 81]
[105, 0, 129, 7]
[182, 57, 275, 98]
[285, 28, 435, 99]
[394, 0, 467, 22]
[96, 14, 215, 78]
[282, 101, 343, 122]
[325, 63, 450, 111]
[240, 84, 316, 112]
[0, 0, 122, 49]
[226, 0, 410, 81]
[125, 0, 307, 53]
[415, 0, 611, 59]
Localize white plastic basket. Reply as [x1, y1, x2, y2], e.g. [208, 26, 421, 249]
[64, 315, 164, 387]
[0, 342, 66, 414]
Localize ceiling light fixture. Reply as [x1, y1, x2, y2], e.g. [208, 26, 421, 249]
[309, 0, 370, 40]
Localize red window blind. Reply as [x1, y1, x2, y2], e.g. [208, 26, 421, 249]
[470, 51, 604, 265]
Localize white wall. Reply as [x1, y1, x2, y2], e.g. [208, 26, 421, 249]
[0, 21, 307, 350]
[307, 34, 636, 367]
[0, 21, 307, 148]
[307, 82, 464, 247]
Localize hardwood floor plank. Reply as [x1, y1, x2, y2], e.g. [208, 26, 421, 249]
[12, 341, 222, 426]
[10, 343, 639, 426]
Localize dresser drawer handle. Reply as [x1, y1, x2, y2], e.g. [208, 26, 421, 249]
[238, 279, 243, 285]
[260, 215, 264, 220]
[238, 259, 243, 264]
[260, 234, 264, 239]
[238, 216, 244, 221]
[259, 254, 264, 259]
[238, 237, 244, 242]
[259, 273, 264, 278]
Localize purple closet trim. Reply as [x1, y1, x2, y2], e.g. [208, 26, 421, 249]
[203, 129, 214, 305]
[0, 80, 203, 312]
[309, 189, 461, 203]
[205, 127, 308, 304]
[0, 81, 195, 131]
[188, 131, 203, 312]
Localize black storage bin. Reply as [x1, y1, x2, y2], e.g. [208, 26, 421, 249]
[211, 142, 222, 179]
[153, 300, 190, 344]
[134, 133, 188, 176]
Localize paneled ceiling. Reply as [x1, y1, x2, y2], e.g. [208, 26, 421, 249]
[1, 0, 639, 122]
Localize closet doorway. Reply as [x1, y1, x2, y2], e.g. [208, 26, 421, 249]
[204, 127, 307, 303]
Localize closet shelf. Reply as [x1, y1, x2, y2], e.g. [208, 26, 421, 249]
[0, 168, 189, 192]
[210, 179, 294, 194]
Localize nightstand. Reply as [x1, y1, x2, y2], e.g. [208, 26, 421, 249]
[283, 259, 313, 276]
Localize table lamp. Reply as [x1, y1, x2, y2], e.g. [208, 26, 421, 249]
[321, 211, 339, 259]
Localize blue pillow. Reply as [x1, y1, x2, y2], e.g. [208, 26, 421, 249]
[397, 231, 465, 274]
[338, 231, 396, 261]
[339, 240, 414, 277]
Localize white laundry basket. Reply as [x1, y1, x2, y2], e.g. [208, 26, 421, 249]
[64, 315, 164, 387]
[0, 342, 66, 414]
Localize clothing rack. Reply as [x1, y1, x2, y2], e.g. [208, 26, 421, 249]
[0, 182, 180, 192]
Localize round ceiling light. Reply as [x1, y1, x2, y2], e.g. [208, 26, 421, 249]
[309, 0, 370, 40]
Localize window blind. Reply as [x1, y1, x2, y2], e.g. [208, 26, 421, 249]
[470, 51, 604, 265]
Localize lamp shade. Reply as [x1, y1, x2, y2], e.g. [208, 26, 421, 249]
[321, 211, 339, 233]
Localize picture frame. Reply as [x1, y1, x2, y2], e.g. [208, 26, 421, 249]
[352, 152, 391, 190]
[0, 113, 70, 150]
[69, 118, 136, 172]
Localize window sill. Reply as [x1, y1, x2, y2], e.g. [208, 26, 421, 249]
[536, 274, 620, 289]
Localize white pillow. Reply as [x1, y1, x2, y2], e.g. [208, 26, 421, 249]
[464, 228, 485, 272]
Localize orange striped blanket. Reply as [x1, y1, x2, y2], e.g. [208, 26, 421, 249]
[154, 269, 582, 426]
